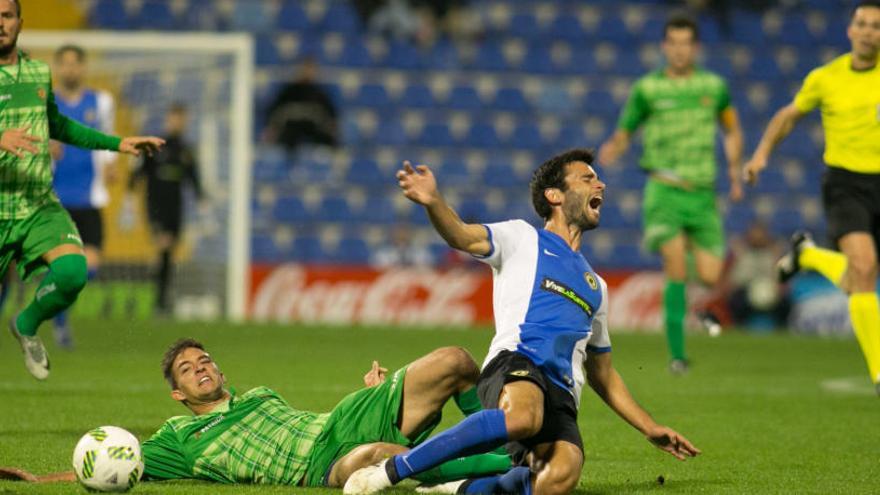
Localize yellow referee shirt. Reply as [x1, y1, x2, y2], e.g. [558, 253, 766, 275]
[793, 53, 880, 173]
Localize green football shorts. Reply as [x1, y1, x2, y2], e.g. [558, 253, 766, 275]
[304, 366, 440, 487]
[642, 179, 725, 258]
[0, 201, 83, 281]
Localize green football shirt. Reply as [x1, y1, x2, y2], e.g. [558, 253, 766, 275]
[0, 50, 121, 220]
[141, 387, 330, 485]
[617, 68, 731, 189]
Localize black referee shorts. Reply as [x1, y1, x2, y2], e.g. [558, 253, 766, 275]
[821, 167, 880, 250]
[476, 350, 583, 465]
[66, 208, 103, 249]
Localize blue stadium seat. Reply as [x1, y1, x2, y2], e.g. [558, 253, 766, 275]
[346, 159, 388, 187]
[320, 3, 361, 33]
[339, 41, 373, 67]
[749, 53, 784, 81]
[549, 15, 588, 42]
[352, 84, 391, 107]
[251, 235, 286, 263]
[419, 122, 455, 147]
[456, 198, 490, 222]
[135, 2, 176, 30]
[464, 122, 501, 148]
[582, 89, 620, 115]
[124, 73, 164, 105]
[730, 11, 766, 44]
[255, 35, 283, 65]
[277, 1, 309, 31]
[777, 17, 815, 46]
[494, 87, 529, 112]
[361, 197, 397, 224]
[229, 0, 272, 32]
[510, 12, 540, 38]
[292, 236, 322, 262]
[90, 0, 131, 29]
[770, 207, 805, 234]
[447, 85, 483, 110]
[595, 204, 639, 229]
[557, 123, 586, 149]
[273, 196, 311, 224]
[335, 237, 371, 264]
[386, 41, 424, 69]
[471, 41, 508, 71]
[400, 83, 435, 108]
[440, 161, 473, 186]
[510, 123, 543, 150]
[725, 207, 756, 235]
[427, 39, 460, 70]
[316, 195, 357, 224]
[375, 120, 407, 146]
[596, 13, 635, 43]
[523, 43, 556, 74]
[482, 163, 522, 188]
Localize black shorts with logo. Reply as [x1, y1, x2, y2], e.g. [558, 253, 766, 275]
[821, 167, 880, 250]
[476, 350, 583, 463]
[67, 208, 103, 249]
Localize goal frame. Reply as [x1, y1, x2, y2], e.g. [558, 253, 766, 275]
[22, 30, 254, 321]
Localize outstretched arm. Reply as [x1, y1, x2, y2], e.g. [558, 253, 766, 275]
[46, 86, 164, 157]
[397, 160, 491, 256]
[743, 103, 806, 185]
[719, 106, 744, 202]
[597, 129, 632, 166]
[0, 467, 75, 483]
[586, 352, 701, 461]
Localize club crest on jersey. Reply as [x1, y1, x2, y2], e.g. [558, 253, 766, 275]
[700, 95, 712, 106]
[37, 87, 46, 100]
[85, 109, 96, 123]
[584, 272, 598, 291]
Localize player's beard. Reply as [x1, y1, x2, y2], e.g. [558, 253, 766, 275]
[0, 30, 18, 58]
[563, 190, 599, 232]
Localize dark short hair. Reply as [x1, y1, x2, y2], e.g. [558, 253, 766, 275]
[161, 338, 206, 389]
[54, 44, 86, 62]
[530, 148, 595, 221]
[664, 14, 700, 41]
[853, 0, 880, 17]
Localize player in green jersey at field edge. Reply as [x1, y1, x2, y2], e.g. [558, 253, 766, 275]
[0, 338, 519, 490]
[0, 0, 164, 380]
[599, 15, 744, 373]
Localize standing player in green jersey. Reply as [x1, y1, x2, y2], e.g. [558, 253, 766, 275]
[0, 0, 164, 380]
[599, 15, 744, 373]
[0, 338, 520, 490]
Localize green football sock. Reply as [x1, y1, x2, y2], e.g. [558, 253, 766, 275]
[664, 280, 687, 361]
[454, 387, 482, 416]
[16, 254, 88, 336]
[412, 453, 512, 484]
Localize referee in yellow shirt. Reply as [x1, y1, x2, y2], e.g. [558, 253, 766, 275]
[744, 0, 880, 394]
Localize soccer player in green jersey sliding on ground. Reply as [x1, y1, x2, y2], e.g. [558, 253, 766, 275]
[0, 338, 518, 491]
[0, 0, 164, 380]
[598, 14, 744, 374]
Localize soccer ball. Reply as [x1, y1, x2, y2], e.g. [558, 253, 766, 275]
[72, 426, 144, 492]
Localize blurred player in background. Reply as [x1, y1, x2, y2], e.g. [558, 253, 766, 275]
[126, 103, 203, 316]
[599, 15, 744, 373]
[48, 44, 116, 349]
[0, 0, 163, 380]
[744, 0, 880, 394]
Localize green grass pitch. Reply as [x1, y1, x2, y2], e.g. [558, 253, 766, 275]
[1, 320, 877, 494]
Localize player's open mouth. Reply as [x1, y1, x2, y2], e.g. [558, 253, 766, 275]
[588, 195, 603, 214]
[199, 376, 212, 385]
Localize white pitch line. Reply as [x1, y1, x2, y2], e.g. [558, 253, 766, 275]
[820, 376, 875, 396]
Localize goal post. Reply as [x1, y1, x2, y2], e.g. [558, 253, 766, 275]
[21, 30, 254, 321]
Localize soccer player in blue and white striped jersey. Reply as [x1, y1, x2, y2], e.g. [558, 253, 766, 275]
[345, 149, 700, 495]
